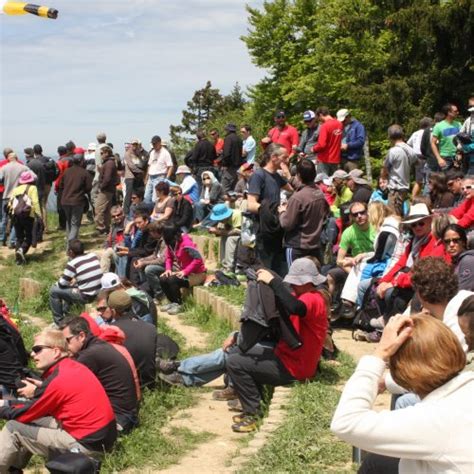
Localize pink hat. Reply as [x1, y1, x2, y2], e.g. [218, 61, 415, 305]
[18, 171, 35, 185]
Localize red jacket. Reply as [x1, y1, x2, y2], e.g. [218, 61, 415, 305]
[313, 118, 343, 164]
[0, 357, 117, 452]
[380, 233, 449, 288]
[450, 198, 474, 229]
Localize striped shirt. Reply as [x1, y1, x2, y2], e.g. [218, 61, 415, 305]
[59, 253, 103, 297]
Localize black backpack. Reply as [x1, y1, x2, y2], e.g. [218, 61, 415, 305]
[352, 278, 382, 332]
[41, 156, 60, 183]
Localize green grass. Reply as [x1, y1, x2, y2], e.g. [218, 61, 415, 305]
[237, 352, 357, 473]
[206, 285, 246, 306]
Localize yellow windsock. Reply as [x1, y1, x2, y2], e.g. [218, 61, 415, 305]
[1, 1, 58, 18]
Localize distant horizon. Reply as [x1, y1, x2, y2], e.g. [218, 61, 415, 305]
[0, 0, 265, 158]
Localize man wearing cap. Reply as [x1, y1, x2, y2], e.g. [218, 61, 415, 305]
[123, 139, 149, 215]
[221, 123, 243, 194]
[446, 169, 465, 208]
[106, 290, 158, 388]
[188, 130, 216, 192]
[208, 203, 242, 273]
[330, 169, 352, 218]
[337, 109, 366, 172]
[296, 110, 319, 162]
[346, 169, 372, 204]
[145, 136, 174, 204]
[175, 165, 199, 203]
[235, 162, 254, 199]
[460, 97, 474, 174]
[25, 147, 46, 206]
[0, 152, 35, 247]
[312, 107, 343, 175]
[84, 143, 97, 180]
[267, 111, 299, 157]
[226, 259, 328, 432]
[241, 125, 256, 165]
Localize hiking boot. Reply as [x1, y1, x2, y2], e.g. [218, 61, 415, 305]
[157, 358, 181, 374]
[167, 303, 183, 315]
[159, 302, 174, 312]
[158, 371, 184, 386]
[232, 412, 246, 423]
[212, 386, 237, 401]
[15, 248, 26, 265]
[227, 398, 243, 412]
[231, 415, 257, 433]
[353, 329, 382, 343]
[370, 315, 385, 330]
[340, 302, 356, 320]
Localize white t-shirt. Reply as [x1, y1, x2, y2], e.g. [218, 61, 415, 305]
[407, 129, 424, 156]
[148, 148, 172, 175]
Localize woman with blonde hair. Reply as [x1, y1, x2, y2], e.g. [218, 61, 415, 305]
[332, 314, 473, 473]
[368, 201, 391, 231]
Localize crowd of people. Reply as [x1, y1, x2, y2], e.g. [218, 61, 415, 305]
[0, 98, 473, 472]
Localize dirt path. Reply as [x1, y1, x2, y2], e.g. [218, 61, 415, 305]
[155, 310, 244, 474]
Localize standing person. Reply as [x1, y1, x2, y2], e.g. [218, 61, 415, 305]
[8, 171, 41, 265]
[92, 132, 108, 204]
[279, 159, 329, 266]
[0, 152, 33, 247]
[241, 125, 257, 165]
[337, 109, 366, 172]
[420, 112, 444, 182]
[312, 107, 343, 175]
[247, 143, 293, 277]
[59, 153, 92, 244]
[383, 124, 418, 216]
[94, 146, 119, 235]
[54, 146, 70, 231]
[221, 123, 243, 194]
[33, 144, 58, 233]
[407, 117, 433, 198]
[0, 148, 13, 241]
[188, 130, 216, 191]
[431, 103, 462, 171]
[25, 147, 46, 206]
[0, 329, 117, 473]
[144, 135, 174, 204]
[460, 96, 474, 175]
[266, 110, 299, 157]
[297, 110, 319, 162]
[123, 139, 148, 215]
[49, 240, 102, 325]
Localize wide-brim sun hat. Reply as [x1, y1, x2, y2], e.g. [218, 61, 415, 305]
[402, 203, 432, 224]
[176, 165, 192, 175]
[210, 203, 233, 221]
[18, 171, 36, 185]
[283, 258, 327, 287]
[101, 272, 121, 290]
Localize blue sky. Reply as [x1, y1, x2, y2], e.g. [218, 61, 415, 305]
[0, 0, 264, 156]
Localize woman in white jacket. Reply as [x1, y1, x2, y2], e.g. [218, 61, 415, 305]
[331, 314, 474, 474]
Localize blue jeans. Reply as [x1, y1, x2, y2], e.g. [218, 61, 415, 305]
[395, 393, 420, 410]
[0, 198, 15, 244]
[114, 254, 128, 278]
[356, 278, 372, 307]
[144, 175, 166, 203]
[178, 348, 227, 387]
[49, 284, 90, 325]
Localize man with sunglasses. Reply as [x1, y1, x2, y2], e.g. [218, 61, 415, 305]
[445, 169, 465, 208]
[267, 111, 299, 158]
[0, 329, 116, 472]
[100, 205, 127, 276]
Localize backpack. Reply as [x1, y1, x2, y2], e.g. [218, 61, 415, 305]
[9, 185, 32, 219]
[352, 278, 382, 332]
[42, 156, 60, 183]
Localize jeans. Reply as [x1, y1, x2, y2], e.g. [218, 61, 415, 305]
[316, 162, 338, 175]
[394, 393, 420, 410]
[221, 167, 238, 194]
[356, 277, 372, 307]
[144, 264, 165, 297]
[0, 198, 13, 244]
[284, 247, 323, 268]
[62, 205, 83, 244]
[49, 284, 90, 326]
[144, 174, 166, 204]
[193, 201, 212, 223]
[178, 348, 227, 386]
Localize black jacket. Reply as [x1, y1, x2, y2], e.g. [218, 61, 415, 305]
[351, 184, 373, 204]
[172, 197, 194, 230]
[222, 132, 243, 169]
[76, 336, 138, 418]
[128, 229, 156, 259]
[190, 139, 216, 169]
[113, 313, 158, 388]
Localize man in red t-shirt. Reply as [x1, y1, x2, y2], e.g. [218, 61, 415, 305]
[226, 258, 328, 432]
[313, 106, 343, 175]
[266, 111, 299, 157]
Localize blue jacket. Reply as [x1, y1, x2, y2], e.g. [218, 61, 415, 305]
[342, 119, 366, 161]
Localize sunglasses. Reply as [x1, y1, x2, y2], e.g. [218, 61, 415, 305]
[462, 185, 473, 191]
[444, 238, 462, 245]
[96, 306, 107, 312]
[410, 220, 427, 228]
[351, 210, 367, 218]
[111, 214, 123, 218]
[275, 115, 285, 119]
[31, 345, 52, 354]
[203, 177, 211, 181]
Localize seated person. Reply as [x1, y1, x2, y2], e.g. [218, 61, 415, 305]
[326, 202, 376, 314]
[234, 163, 254, 202]
[104, 290, 158, 389]
[100, 205, 127, 277]
[61, 317, 139, 434]
[329, 170, 352, 218]
[376, 203, 448, 323]
[159, 225, 207, 315]
[0, 329, 116, 471]
[49, 239, 103, 326]
[346, 169, 373, 204]
[175, 165, 199, 204]
[150, 181, 174, 223]
[458, 295, 474, 367]
[194, 170, 224, 222]
[331, 314, 473, 474]
[450, 174, 474, 230]
[126, 188, 153, 222]
[171, 185, 194, 232]
[442, 224, 474, 291]
[208, 203, 241, 274]
[445, 169, 465, 208]
[226, 258, 329, 433]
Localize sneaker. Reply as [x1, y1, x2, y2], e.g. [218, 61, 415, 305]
[213, 386, 238, 401]
[167, 303, 183, 315]
[157, 358, 181, 374]
[232, 412, 246, 423]
[231, 415, 257, 433]
[227, 398, 243, 412]
[353, 329, 382, 343]
[159, 303, 174, 312]
[370, 316, 385, 330]
[15, 248, 26, 265]
[158, 371, 184, 386]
